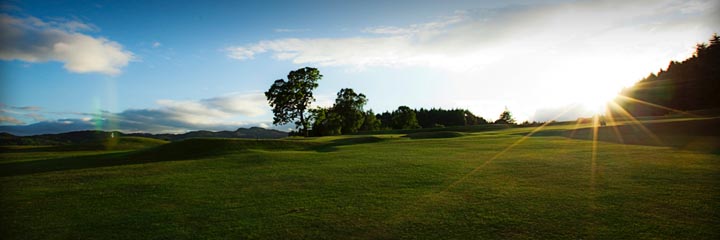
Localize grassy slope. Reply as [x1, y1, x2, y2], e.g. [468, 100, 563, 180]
[1, 122, 718, 239]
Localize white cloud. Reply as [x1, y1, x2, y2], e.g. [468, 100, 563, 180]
[146, 92, 268, 127]
[201, 92, 267, 117]
[0, 14, 133, 75]
[155, 99, 232, 125]
[226, 46, 261, 60]
[227, 0, 718, 73]
[152, 41, 161, 48]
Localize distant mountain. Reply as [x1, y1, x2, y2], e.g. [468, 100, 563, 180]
[0, 130, 119, 146]
[126, 127, 288, 141]
[0, 119, 96, 136]
[0, 127, 288, 146]
[615, 34, 720, 116]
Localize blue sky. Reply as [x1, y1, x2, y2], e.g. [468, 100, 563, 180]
[1, 0, 718, 135]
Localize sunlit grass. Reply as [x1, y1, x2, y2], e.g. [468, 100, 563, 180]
[1, 117, 718, 239]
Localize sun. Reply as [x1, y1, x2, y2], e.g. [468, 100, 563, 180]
[577, 87, 617, 114]
[550, 61, 634, 115]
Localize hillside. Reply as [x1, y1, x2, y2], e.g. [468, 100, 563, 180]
[615, 34, 720, 116]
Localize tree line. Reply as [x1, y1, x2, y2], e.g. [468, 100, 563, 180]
[265, 67, 516, 137]
[615, 33, 720, 116]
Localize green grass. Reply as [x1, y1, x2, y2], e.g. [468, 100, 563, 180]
[1, 120, 719, 239]
[405, 131, 464, 139]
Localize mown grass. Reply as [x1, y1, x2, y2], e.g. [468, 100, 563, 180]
[1, 120, 718, 239]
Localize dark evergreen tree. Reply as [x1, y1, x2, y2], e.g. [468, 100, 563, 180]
[616, 34, 720, 116]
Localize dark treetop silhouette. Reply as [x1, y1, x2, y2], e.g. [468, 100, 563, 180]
[310, 88, 369, 136]
[265, 67, 322, 137]
[615, 34, 720, 116]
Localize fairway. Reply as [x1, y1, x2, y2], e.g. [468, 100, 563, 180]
[1, 121, 718, 239]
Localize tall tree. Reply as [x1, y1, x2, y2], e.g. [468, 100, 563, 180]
[265, 67, 322, 137]
[334, 88, 367, 134]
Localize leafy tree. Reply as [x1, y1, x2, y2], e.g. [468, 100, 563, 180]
[265, 67, 322, 137]
[360, 110, 380, 131]
[494, 107, 516, 124]
[392, 106, 421, 129]
[309, 107, 342, 136]
[334, 88, 367, 134]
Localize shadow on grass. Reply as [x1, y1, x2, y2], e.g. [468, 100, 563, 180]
[0, 137, 391, 176]
[404, 131, 464, 139]
[0, 137, 167, 153]
[520, 118, 720, 153]
[356, 124, 511, 135]
[312, 136, 387, 152]
[0, 151, 142, 177]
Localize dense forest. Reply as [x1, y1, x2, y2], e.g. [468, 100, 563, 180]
[615, 34, 720, 116]
[375, 107, 489, 130]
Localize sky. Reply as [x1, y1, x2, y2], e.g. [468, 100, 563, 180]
[0, 0, 718, 135]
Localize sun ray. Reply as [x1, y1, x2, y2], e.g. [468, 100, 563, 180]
[608, 101, 664, 145]
[590, 114, 599, 193]
[568, 118, 584, 138]
[616, 95, 698, 117]
[439, 105, 577, 193]
[603, 107, 625, 144]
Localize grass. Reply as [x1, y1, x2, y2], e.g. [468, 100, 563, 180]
[404, 131, 464, 139]
[1, 119, 719, 239]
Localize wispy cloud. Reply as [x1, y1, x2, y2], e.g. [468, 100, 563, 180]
[362, 11, 465, 35]
[0, 103, 42, 125]
[0, 103, 41, 112]
[227, 0, 718, 72]
[0, 14, 134, 75]
[0, 115, 24, 125]
[152, 41, 161, 48]
[225, 11, 471, 70]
